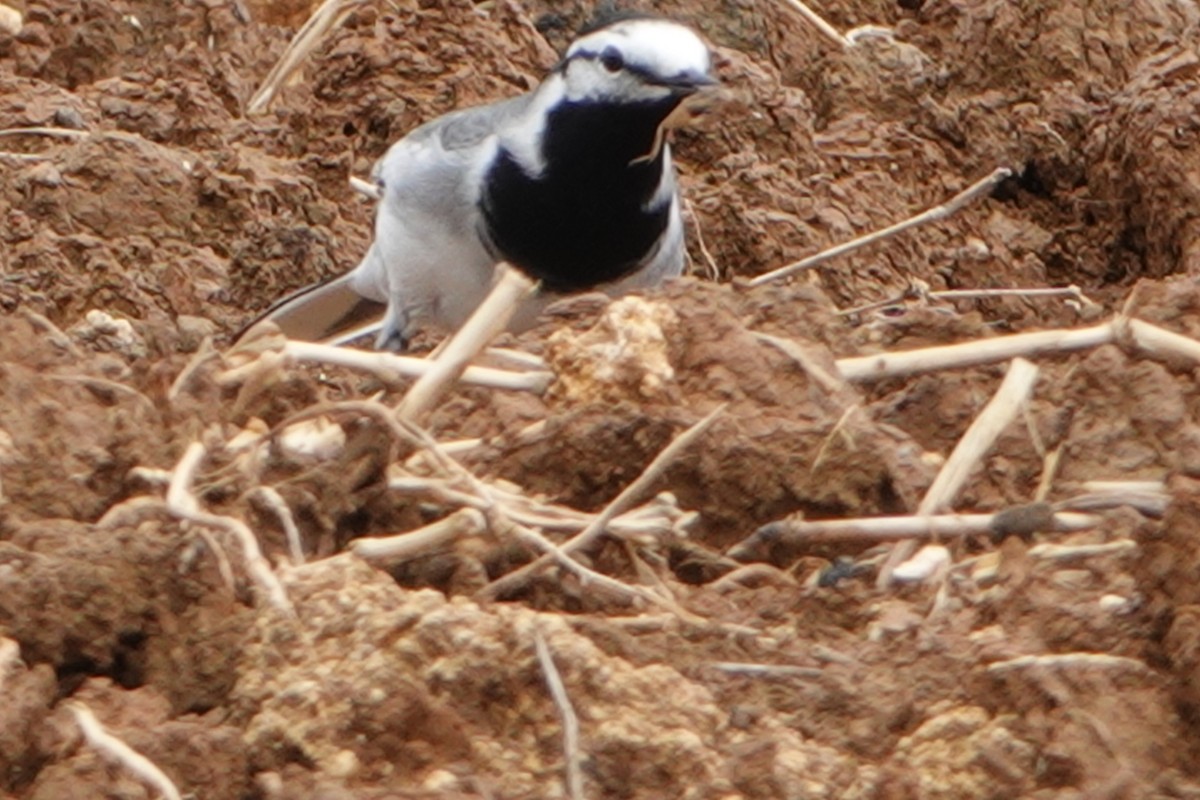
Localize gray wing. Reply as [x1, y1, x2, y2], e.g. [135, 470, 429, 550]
[369, 93, 534, 184]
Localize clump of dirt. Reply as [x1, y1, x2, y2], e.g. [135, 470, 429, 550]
[4, 0, 1200, 797]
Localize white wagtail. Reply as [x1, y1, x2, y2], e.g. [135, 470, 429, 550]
[250, 14, 716, 350]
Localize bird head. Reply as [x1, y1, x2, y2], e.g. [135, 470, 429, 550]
[559, 17, 716, 107]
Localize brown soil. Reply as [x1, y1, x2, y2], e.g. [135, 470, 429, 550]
[3, 0, 1200, 797]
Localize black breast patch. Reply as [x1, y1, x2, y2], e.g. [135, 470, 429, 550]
[480, 98, 679, 293]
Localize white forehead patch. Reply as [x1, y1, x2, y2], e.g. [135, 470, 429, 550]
[567, 19, 711, 83]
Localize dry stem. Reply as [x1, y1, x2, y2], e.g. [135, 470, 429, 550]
[986, 653, 1149, 674]
[167, 442, 294, 615]
[749, 167, 1011, 286]
[397, 264, 537, 420]
[71, 703, 183, 800]
[477, 405, 725, 600]
[709, 662, 823, 679]
[535, 629, 584, 800]
[351, 508, 486, 564]
[728, 509, 1098, 555]
[878, 358, 1039, 586]
[836, 322, 1112, 381]
[251, 486, 306, 565]
[247, 0, 370, 115]
[773, 0, 852, 48]
[285, 339, 551, 393]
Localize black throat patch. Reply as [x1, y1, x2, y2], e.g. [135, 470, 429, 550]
[480, 96, 681, 292]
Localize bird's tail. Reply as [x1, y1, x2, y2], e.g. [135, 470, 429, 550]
[235, 271, 387, 346]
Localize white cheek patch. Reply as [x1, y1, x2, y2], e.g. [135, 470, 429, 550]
[500, 75, 566, 177]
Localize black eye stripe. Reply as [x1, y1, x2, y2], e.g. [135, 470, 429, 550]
[571, 49, 660, 83]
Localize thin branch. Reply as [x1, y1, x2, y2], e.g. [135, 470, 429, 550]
[727, 509, 1098, 557]
[166, 442, 294, 615]
[251, 487, 306, 565]
[772, 0, 851, 48]
[349, 175, 382, 200]
[986, 653, 1149, 675]
[284, 339, 551, 393]
[749, 167, 1012, 286]
[684, 197, 720, 280]
[535, 629, 584, 800]
[920, 358, 1040, 515]
[837, 284, 1097, 317]
[247, 0, 370, 115]
[397, 264, 537, 420]
[0, 126, 90, 140]
[478, 405, 725, 600]
[168, 337, 218, 402]
[708, 662, 823, 679]
[879, 358, 1039, 586]
[351, 508, 486, 564]
[71, 703, 183, 800]
[835, 321, 1113, 381]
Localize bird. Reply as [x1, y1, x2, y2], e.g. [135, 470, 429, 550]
[247, 13, 716, 350]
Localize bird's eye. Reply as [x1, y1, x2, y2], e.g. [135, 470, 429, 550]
[599, 46, 624, 73]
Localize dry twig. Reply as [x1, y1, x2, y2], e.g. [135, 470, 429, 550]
[285, 339, 551, 393]
[986, 653, 1149, 675]
[772, 0, 851, 48]
[397, 264, 538, 420]
[877, 358, 1039, 586]
[71, 703, 183, 800]
[749, 168, 1012, 286]
[728, 509, 1098, 556]
[535, 629, 584, 800]
[251, 486, 306, 565]
[837, 284, 1097, 317]
[247, 0, 370, 115]
[478, 405, 725, 600]
[351, 508, 486, 564]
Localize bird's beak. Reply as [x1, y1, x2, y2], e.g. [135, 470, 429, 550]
[662, 76, 722, 129]
[659, 70, 719, 95]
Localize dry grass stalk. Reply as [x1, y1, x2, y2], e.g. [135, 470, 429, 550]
[921, 358, 1039, 514]
[348, 175, 382, 200]
[831, 316, 1200, 383]
[251, 486, 306, 564]
[247, 0, 370, 115]
[877, 358, 1039, 586]
[535, 629, 585, 800]
[684, 197, 721, 280]
[1127, 318, 1200, 362]
[838, 284, 1097, 317]
[70, 703, 183, 800]
[390, 473, 692, 543]
[837, 322, 1112, 381]
[728, 509, 1098, 554]
[1026, 540, 1137, 562]
[0, 126, 90, 140]
[167, 337, 218, 402]
[397, 264, 538, 420]
[749, 167, 1012, 286]
[295, 400, 701, 617]
[986, 653, 1149, 674]
[351, 507, 486, 564]
[167, 442, 294, 615]
[709, 662, 823, 679]
[772, 0, 851, 48]
[477, 405, 725, 600]
[285, 339, 552, 393]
